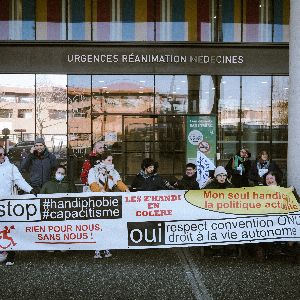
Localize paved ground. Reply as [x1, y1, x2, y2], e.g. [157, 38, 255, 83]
[1, 248, 299, 300]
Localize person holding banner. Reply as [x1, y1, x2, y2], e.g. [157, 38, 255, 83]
[88, 152, 129, 259]
[204, 166, 233, 189]
[130, 158, 174, 191]
[173, 163, 200, 190]
[225, 147, 251, 188]
[0, 146, 35, 266]
[249, 150, 282, 186]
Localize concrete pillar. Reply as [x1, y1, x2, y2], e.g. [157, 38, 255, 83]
[287, 1, 300, 189]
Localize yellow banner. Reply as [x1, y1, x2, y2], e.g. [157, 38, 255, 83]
[185, 186, 300, 215]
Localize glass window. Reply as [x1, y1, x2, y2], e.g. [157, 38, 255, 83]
[18, 109, 33, 119]
[221, 0, 242, 42]
[92, 75, 154, 114]
[241, 76, 271, 158]
[273, 0, 289, 42]
[68, 75, 91, 155]
[218, 76, 240, 163]
[0, 0, 35, 40]
[0, 74, 35, 166]
[155, 75, 188, 114]
[68, 0, 91, 40]
[242, 0, 272, 42]
[272, 76, 288, 172]
[156, 0, 216, 42]
[36, 75, 67, 135]
[92, 0, 154, 41]
[36, 0, 66, 40]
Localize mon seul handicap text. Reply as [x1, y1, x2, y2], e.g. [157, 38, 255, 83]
[204, 190, 298, 211]
[125, 194, 181, 217]
[165, 215, 299, 245]
[40, 196, 121, 221]
[26, 223, 101, 242]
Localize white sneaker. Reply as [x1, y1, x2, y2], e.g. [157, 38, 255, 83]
[0, 252, 8, 263]
[5, 261, 14, 266]
[104, 250, 112, 258]
[94, 251, 102, 259]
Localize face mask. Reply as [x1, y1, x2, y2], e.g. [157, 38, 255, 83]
[55, 173, 65, 181]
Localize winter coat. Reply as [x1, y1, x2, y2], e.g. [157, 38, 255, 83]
[204, 179, 234, 189]
[174, 174, 200, 190]
[40, 177, 77, 194]
[88, 162, 128, 192]
[131, 170, 173, 191]
[225, 155, 251, 188]
[249, 160, 282, 186]
[0, 157, 32, 197]
[80, 152, 99, 185]
[20, 148, 57, 188]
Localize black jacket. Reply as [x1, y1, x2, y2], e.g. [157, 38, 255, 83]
[225, 156, 251, 188]
[131, 171, 172, 191]
[21, 149, 57, 188]
[249, 160, 282, 186]
[204, 180, 234, 189]
[174, 174, 199, 190]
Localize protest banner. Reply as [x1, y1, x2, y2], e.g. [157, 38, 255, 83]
[0, 187, 299, 250]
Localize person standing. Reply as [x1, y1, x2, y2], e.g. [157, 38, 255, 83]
[225, 147, 251, 188]
[80, 141, 106, 186]
[20, 137, 57, 193]
[0, 146, 34, 266]
[88, 152, 129, 259]
[249, 150, 282, 186]
[131, 158, 174, 191]
[173, 163, 200, 190]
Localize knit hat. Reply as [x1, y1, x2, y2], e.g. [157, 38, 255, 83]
[34, 137, 45, 145]
[214, 166, 227, 177]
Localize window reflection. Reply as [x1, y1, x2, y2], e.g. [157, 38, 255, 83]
[92, 0, 154, 41]
[0, 74, 35, 161]
[221, 0, 242, 42]
[156, 0, 215, 42]
[272, 76, 288, 162]
[218, 76, 240, 161]
[155, 75, 188, 114]
[274, 0, 289, 42]
[92, 75, 154, 114]
[242, 0, 272, 42]
[36, 0, 66, 40]
[0, 0, 35, 40]
[68, 75, 92, 158]
[68, 0, 91, 40]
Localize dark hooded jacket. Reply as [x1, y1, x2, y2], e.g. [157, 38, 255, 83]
[131, 170, 173, 191]
[21, 148, 57, 188]
[174, 174, 200, 190]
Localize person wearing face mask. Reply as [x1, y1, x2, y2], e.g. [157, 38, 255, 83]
[21, 137, 57, 194]
[40, 166, 77, 194]
[88, 152, 129, 259]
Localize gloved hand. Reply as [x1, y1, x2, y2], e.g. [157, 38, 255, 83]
[30, 189, 38, 197]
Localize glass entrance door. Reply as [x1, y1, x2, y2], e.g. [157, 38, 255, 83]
[123, 115, 185, 184]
